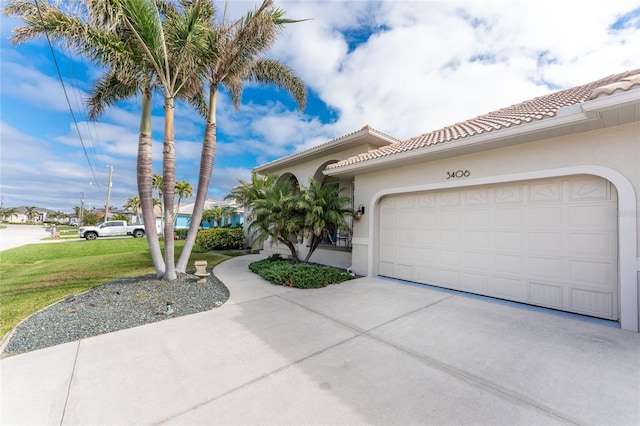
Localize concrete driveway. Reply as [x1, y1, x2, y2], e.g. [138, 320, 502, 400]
[0, 224, 53, 251]
[1, 254, 639, 425]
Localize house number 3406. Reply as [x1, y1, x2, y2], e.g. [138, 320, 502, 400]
[446, 169, 470, 179]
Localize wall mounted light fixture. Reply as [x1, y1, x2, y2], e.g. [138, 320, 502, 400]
[357, 205, 365, 215]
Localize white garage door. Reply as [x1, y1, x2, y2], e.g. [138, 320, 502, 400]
[378, 175, 619, 320]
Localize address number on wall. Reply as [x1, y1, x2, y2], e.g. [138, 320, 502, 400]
[446, 170, 470, 179]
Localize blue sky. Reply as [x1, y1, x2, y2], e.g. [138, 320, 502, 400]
[1, 0, 640, 213]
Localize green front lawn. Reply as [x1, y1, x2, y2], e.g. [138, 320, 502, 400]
[0, 238, 229, 339]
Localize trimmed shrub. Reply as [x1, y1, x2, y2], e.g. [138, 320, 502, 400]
[174, 229, 189, 240]
[249, 255, 353, 289]
[195, 227, 245, 251]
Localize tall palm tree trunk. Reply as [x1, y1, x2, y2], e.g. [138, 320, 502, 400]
[138, 87, 165, 277]
[176, 87, 218, 273]
[162, 96, 177, 280]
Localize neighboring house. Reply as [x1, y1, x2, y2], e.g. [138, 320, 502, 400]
[5, 206, 51, 223]
[175, 199, 244, 229]
[253, 68, 640, 333]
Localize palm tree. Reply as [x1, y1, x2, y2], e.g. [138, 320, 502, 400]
[202, 206, 231, 228]
[9, 0, 214, 279]
[152, 173, 164, 215]
[175, 0, 307, 274]
[116, 0, 210, 280]
[174, 180, 193, 216]
[124, 196, 141, 213]
[24, 206, 38, 224]
[225, 172, 277, 211]
[2, 207, 18, 223]
[248, 179, 305, 263]
[298, 178, 354, 263]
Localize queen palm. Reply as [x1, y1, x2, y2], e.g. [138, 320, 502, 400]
[175, 0, 307, 274]
[174, 180, 193, 216]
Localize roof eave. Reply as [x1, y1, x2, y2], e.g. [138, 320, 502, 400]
[325, 109, 596, 179]
[253, 127, 398, 174]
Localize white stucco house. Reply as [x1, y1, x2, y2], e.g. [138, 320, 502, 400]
[253, 68, 640, 332]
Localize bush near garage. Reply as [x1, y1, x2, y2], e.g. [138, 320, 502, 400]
[195, 227, 245, 251]
[249, 254, 354, 289]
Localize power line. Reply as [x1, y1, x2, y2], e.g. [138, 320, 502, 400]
[34, 0, 103, 193]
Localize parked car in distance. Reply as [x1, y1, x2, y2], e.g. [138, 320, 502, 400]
[78, 220, 146, 240]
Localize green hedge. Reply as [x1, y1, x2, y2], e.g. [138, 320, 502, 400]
[195, 227, 245, 251]
[249, 255, 353, 289]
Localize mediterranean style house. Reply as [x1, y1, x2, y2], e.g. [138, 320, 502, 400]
[253, 68, 640, 332]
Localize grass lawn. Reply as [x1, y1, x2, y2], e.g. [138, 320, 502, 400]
[0, 238, 230, 339]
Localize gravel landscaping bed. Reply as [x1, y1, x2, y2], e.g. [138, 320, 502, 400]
[2, 272, 229, 357]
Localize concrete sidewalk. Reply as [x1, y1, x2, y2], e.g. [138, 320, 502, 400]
[1, 255, 639, 425]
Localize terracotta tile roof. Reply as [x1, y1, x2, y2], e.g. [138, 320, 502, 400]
[327, 68, 640, 170]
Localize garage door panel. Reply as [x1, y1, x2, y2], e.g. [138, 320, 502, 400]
[527, 257, 564, 280]
[495, 185, 523, 204]
[569, 233, 613, 258]
[377, 175, 619, 320]
[465, 209, 490, 226]
[527, 206, 563, 227]
[489, 278, 527, 300]
[439, 210, 461, 226]
[569, 260, 612, 287]
[463, 251, 491, 271]
[417, 211, 437, 227]
[415, 230, 436, 247]
[528, 232, 563, 253]
[439, 192, 461, 207]
[493, 208, 524, 227]
[494, 254, 523, 274]
[379, 244, 396, 260]
[569, 205, 614, 228]
[439, 269, 460, 287]
[379, 261, 395, 277]
[529, 182, 562, 202]
[463, 231, 489, 247]
[398, 210, 415, 224]
[569, 178, 610, 201]
[462, 273, 489, 292]
[397, 246, 415, 263]
[494, 231, 523, 250]
[416, 266, 435, 284]
[397, 264, 414, 281]
[466, 188, 490, 206]
[440, 230, 460, 246]
[440, 250, 460, 266]
[397, 229, 415, 245]
[570, 289, 613, 317]
[528, 282, 563, 309]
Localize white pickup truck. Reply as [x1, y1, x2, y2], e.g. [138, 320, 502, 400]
[78, 220, 146, 240]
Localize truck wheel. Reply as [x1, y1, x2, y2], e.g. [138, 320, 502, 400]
[133, 229, 145, 238]
[85, 232, 98, 241]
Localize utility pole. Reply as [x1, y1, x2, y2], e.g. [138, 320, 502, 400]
[80, 192, 85, 225]
[105, 165, 113, 220]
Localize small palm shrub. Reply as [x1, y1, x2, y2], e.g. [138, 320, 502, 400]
[249, 255, 353, 289]
[195, 228, 245, 251]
